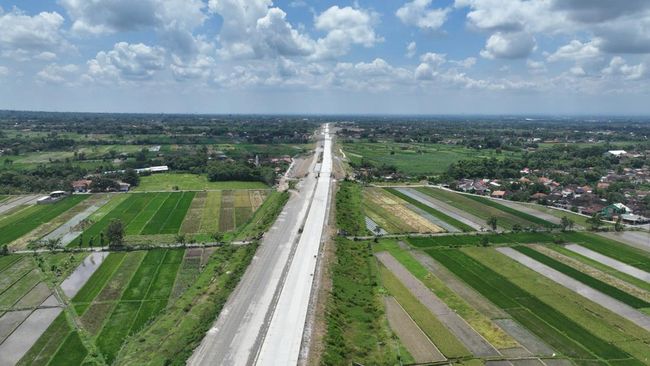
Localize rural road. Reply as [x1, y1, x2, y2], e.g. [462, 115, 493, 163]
[188, 124, 333, 366]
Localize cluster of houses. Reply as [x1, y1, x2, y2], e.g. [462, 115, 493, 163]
[72, 165, 170, 193]
[451, 172, 650, 226]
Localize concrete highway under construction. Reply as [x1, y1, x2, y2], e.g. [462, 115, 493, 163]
[188, 124, 333, 366]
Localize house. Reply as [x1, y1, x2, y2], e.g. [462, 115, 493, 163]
[118, 182, 131, 192]
[37, 191, 68, 205]
[606, 150, 627, 157]
[530, 192, 548, 200]
[491, 190, 506, 199]
[597, 182, 610, 190]
[601, 203, 631, 219]
[72, 179, 92, 193]
[581, 203, 605, 216]
[621, 214, 650, 225]
[135, 165, 169, 174]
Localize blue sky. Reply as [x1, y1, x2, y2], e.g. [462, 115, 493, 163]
[0, 0, 649, 114]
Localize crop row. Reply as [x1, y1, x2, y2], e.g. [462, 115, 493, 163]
[513, 246, 650, 309]
[428, 249, 638, 363]
[408, 232, 557, 248]
[0, 195, 88, 245]
[561, 232, 650, 273]
[141, 192, 195, 235]
[384, 188, 474, 232]
[464, 195, 556, 228]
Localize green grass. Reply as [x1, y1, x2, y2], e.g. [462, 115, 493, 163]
[140, 192, 195, 235]
[234, 191, 289, 241]
[407, 232, 557, 248]
[125, 193, 170, 235]
[465, 195, 557, 228]
[199, 191, 221, 233]
[428, 249, 638, 363]
[384, 188, 474, 232]
[344, 141, 519, 176]
[322, 238, 404, 365]
[17, 313, 71, 366]
[416, 187, 549, 229]
[47, 331, 87, 366]
[134, 173, 268, 191]
[0, 195, 88, 245]
[72, 253, 126, 314]
[115, 245, 258, 365]
[513, 246, 650, 309]
[335, 181, 367, 236]
[560, 232, 650, 272]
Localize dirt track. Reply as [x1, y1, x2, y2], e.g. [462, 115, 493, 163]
[383, 296, 446, 363]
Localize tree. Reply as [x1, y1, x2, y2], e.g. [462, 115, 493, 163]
[106, 219, 125, 248]
[78, 234, 83, 248]
[487, 216, 498, 231]
[100, 232, 105, 247]
[560, 216, 574, 231]
[480, 235, 489, 247]
[176, 233, 186, 244]
[587, 213, 603, 231]
[90, 177, 120, 192]
[512, 224, 522, 233]
[122, 169, 140, 186]
[615, 216, 624, 232]
[0, 245, 8, 256]
[211, 232, 224, 243]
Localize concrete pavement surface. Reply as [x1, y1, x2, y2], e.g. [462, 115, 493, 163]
[188, 124, 332, 366]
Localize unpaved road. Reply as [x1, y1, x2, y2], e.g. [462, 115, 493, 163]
[498, 247, 650, 332]
[396, 188, 485, 231]
[375, 251, 500, 357]
[384, 296, 446, 363]
[565, 244, 650, 282]
[0, 195, 40, 216]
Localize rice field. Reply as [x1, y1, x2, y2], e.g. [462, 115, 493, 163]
[20, 248, 196, 365]
[133, 173, 268, 191]
[363, 187, 444, 234]
[0, 195, 89, 245]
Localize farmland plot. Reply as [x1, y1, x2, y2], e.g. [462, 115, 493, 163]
[363, 187, 443, 234]
[180, 191, 207, 234]
[0, 195, 89, 245]
[199, 191, 221, 233]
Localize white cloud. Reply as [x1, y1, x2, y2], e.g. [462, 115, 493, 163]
[36, 63, 79, 84]
[86, 42, 166, 82]
[547, 40, 600, 62]
[396, 0, 450, 31]
[313, 6, 382, 59]
[569, 65, 586, 77]
[452, 57, 477, 68]
[480, 32, 535, 59]
[0, 65, 8, 77]
[526, 59, 546, 74]
[406, 41, 417, 58]
[61, 0, 206, 35]
[602, 56, 647, 80]
[0, 8, 69, 58]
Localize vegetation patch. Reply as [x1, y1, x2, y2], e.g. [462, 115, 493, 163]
[134, 173, 268, 191]
[513, 245, 650, 309]
[0, 195, 88, 245]
[464, 195, 557, 228]
[335, 181, 366, 236]
[385, 188, 474, 232]
[407, 232, 557, 248]
[72, 253, 126, 314]
[17, 313, 71, 366]
[428, 248, 639, 363]
[322, 238, 403, 365]
[47, 331, 87, 366]
[363, 187, 443, 234]
[560, 232, 650, 272]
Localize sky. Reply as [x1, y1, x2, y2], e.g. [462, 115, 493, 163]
[0, 0, 649, 115]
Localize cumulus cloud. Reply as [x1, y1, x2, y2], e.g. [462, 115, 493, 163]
[0, 8, 69, 58]
[86, 42, 165, 82]
[61, 0, 206, 34]
[480, 32, 535, 59]
[396, 0, 450, 31]
[36, 64, 79, 84]
[313, 6, 382, 59]
[0, 65, 8, 77]
[547, 40, 600, 62]
[551, 0, 650, 23]
[602, 56, 647, 80]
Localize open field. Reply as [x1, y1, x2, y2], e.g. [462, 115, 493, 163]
[464, 195, 557, 228]
[133, 173, 268, 191]
[0, 195, 89, 245]
[343, 142, 520, 176]
[363, 187, 444, 234]
[385, 187, 474, 232]
[428, 248, 641, 363]
[561, 232, 650, 272]
[415, 187, 550, 230]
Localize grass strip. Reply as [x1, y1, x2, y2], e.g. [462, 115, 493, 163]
[335, 181, 366, 236]
[72, 253, 126, 314]
[513, 246, 650, 309]
[385, 188, 473, 232]
[428, 249, 635, 362]
[378, 264, 470, 358]
[47, 331, 88, 366]
[464, 195, 557, 228]
[561, 232, 650, 272]
[408, 232, 558, 248]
